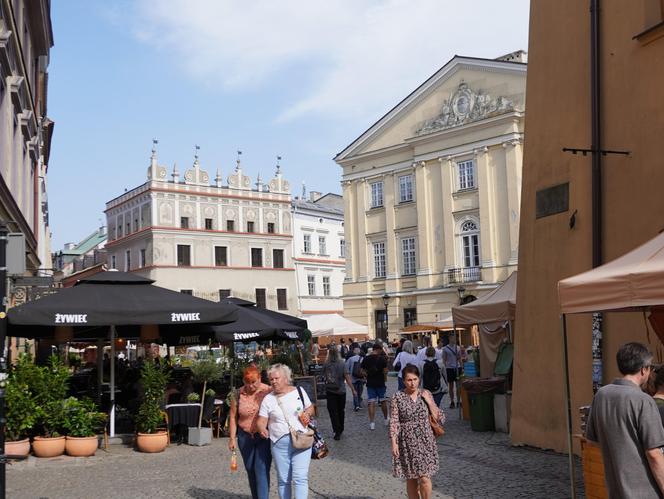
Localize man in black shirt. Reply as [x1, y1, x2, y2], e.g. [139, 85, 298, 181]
[361, 344, 389, 430]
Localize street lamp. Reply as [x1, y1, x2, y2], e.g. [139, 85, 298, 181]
[457, 286, 466, 304]
[382, 293, 390, 341]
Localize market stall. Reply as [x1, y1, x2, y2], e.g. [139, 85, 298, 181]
[302, 313, 368, 345]
[558, 231, 664, 498]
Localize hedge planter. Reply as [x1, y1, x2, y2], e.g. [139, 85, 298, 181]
[188, 427, 212, 446]
[5, 438, 30, 458]
[32, 436, 65, 458]
[136, 431, 168, 453]
[65, 436, 99, 457]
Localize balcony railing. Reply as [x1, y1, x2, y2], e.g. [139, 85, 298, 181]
[446, 267, 481, 285]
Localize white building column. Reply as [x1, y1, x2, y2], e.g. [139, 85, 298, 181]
[504, 140, 522, 266]
[476, 147, 497, 278]
[440, 157, 455, 274]
[414, 161, 433, 288]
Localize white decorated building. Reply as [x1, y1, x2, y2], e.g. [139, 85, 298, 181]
[105, 147, 298, 313]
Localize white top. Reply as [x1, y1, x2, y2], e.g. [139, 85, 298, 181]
[434, 347, 444, 362]
[442, 344, 461, 369]
[416, 347, 430, 362]
[393, 351, 418, 378]
[259, 387, 312, 443]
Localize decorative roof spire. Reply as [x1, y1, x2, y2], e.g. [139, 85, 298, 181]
[151, 138, 158, 159]
[276, 155, 282, 175]
[194, 144, 200, 163]
[236, 150, 242, 171]
[172, 162, 179, 182]
[301, 181, 306, 199]
[215, 167, 222, 187]
[256, 172, 263, 192]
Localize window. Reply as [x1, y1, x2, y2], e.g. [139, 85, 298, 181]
[340, 239, 346, 258]
[177, 245, 191, 266]
[180, 289, 193, 295]
[277, 289, 288, 310]
[247, 221, 255, 233]
[458, 160, 475, 190]
[323, 276, 331, 296]
[267, 222, 275, 234]
[180, 217, 189, 229]
[401, 237, 417, 276]
[303, 234, 312, 253]
[318, 236, 327, 255]
[227, 220, 235, 232]
[117, 221, 123, 237]
[111, 255, 116, 269]
[125, 250, 131, 271]
[373, 242, 386, 278]
[214, 246, 228, 266]
[255, 288, 266, 308]
[460, 220, 480, 268]
[140, 249, 146, 268]
[399, 174, 413, 202]
[404, 308, 417, 327]
[370, 181, 384, 208]
[126, 222, 130, 235]
[205, 218, 213, 230]
[134, 218, 139, 231]
[307, 275, 316, 296]
[251, 248, 263, 267]
[273, 249, 284, 269]
[219, 289, 231, 300]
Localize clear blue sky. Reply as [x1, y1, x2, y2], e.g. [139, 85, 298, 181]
[47, 0, 529, 249]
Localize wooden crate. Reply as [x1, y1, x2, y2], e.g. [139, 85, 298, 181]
[579, 437, 608, 499]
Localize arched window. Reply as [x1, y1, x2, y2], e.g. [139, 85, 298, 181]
[459, 218, 480, 269]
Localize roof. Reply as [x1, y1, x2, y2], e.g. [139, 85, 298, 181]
[292, 197, 344, 217]
[59, 228, 107, 257]
[452, 271, 517, 326]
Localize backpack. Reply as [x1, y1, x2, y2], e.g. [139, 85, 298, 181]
[324, 363, 343, 393]
[351, 357, 366, 379]
[422, 359, 441, 392]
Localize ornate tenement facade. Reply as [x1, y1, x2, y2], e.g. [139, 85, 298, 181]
[105, 149, 297, 313]
[335, 53, 526, 341]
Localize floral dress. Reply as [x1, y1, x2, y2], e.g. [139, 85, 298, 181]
[389, 389, 440, 479]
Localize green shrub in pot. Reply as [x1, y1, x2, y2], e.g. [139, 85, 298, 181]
[63, 397, 107, 437]
[135, 361, 170, 434]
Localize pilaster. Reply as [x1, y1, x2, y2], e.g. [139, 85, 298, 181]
[504, 140, 522, 265]
[476, 147, 496, 274]
[440, 157, 455, 275]
[415, 161, 433, 288]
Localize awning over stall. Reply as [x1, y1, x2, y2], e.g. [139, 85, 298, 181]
[451, 272, 517, 326]
[303, 313, 368, 337]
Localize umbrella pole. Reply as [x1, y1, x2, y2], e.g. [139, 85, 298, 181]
[96, 338, 104, 406]
[561, 314, 577, 498]
[110, 326, 116, 438]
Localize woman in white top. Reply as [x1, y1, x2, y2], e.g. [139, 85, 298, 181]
[257, 364, 315, 499]
[393, 340, 418, 390]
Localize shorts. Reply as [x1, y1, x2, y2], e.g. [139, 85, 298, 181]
[366, 386, 387, 403]
[446, 368, 459, 383]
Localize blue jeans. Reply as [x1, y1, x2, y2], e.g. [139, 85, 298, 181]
[352, 380, 364, 408]
[237, 428, 272, 499]
[271, 434, 312, 499]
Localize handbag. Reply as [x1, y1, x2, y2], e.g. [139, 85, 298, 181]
[310, 422, 329, 459]
[277, 387, 314, 449]
[423, 392, 445, 438]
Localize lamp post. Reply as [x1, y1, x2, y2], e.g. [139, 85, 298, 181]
[457, 286, 466, 305]
[382, 293, 389, 342]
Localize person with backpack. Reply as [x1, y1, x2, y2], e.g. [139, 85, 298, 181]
[339, 339, 349, 359]
[323, 345, 356, 440]
[361, 343, 389, 430]
[345, 347, 365, 411]
[418, 347, 447, 408]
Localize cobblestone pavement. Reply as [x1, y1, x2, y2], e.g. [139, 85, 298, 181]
[6, 378, 583, 499]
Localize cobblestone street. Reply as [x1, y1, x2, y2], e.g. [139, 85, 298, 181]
[7, 378, 583, 499]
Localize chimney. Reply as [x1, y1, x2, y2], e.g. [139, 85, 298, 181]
[64, 243, 76, 250]
[309, 191, 322, 202]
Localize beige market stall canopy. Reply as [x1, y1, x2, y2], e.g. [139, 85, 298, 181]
[302, 313, 369, 337]
[558, 231, 664, 314]
[451, 271, 517, 326]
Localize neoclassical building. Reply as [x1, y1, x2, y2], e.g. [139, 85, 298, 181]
[335, 52, 526, 340]
[105, 148, 298, 313]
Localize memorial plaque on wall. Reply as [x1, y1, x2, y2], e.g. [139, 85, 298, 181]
[536, 182, 569, 219]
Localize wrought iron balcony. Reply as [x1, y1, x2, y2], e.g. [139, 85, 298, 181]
[446, 267, 481, 285]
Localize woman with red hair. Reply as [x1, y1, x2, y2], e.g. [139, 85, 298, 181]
[229, 364, 272, 499]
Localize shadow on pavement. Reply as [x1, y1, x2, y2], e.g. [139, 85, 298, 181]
[187, 486, 251, 499]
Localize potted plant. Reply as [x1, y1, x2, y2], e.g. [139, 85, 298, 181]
[5, 354, 38, 457]
[32, 356, 70, 458]
[63, 397, 107, 457]
[188, 358, 223, 446]
[135, 361, 170, 453]
[186, 392, 200, 403]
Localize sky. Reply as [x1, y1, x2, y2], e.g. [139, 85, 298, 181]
[47, 0, 530, 249]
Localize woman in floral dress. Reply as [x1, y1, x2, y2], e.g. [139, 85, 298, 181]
[389, 364, 443, 499]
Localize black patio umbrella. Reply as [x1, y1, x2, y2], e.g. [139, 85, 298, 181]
[247, 306, 308, 330]
[225, 296, 256, 307]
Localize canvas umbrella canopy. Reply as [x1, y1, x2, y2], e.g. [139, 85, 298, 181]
[7, 270, 238, 436]
[212, 300, 306, 343]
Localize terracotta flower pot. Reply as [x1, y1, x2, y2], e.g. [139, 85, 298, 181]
[65, 436, 99, 457]
[32, 436, 66, 458]
[136, 431, 168, 453]
[5, 438, 30, 458]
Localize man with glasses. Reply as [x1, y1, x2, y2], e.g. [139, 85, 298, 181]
[586, 342, 664, 498]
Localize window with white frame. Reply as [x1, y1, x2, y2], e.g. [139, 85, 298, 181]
[307, 275, 316, 296]
[401, 237, 416, 276]
[323, 276, 331, 296]
[458, 160, 476, 190]
[318, 236, 327, 255]
[370, 181, 384, 208]
[399, 174, 413, 202]
[373, 242, 386, 278]
[303, 234, 312, 253]
[460, 219, 480, 267]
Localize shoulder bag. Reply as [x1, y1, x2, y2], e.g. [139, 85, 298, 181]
[277, 387, 314, 449]
[422, 391, 445, 438]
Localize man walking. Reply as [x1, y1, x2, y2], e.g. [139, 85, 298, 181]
[442, 334, 462, 408]
[345, 347, 365, 411]
[586, 342, 664, 498]
[361, 344, 389, 430]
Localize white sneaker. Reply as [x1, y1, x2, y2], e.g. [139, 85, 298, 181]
[369, 422, 375, 430]
[383, 418, 389, 426]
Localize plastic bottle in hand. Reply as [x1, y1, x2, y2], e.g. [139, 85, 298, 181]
[230, 450, 238, 472]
